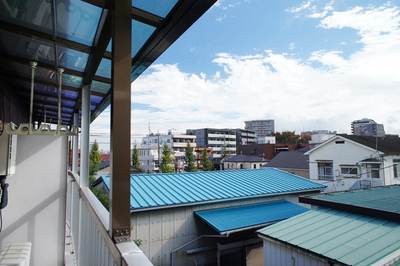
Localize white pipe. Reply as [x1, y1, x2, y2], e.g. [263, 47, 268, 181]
[57, 68, 64, 127]
[29, 61, 37, 134]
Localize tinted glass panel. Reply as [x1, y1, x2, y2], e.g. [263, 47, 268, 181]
[132, 20, 156, 58]
[62, 74, 82, 88]
[132, 0, 179, 18]
[0, 0, 53, 35]
[95, 58, 111, 79]
[92, 80, 110, 94]
[57, 46, 89, 72]
[91, 95, 103, 104]
[0, 30, 55, 63]
[55, 0, 102, 46]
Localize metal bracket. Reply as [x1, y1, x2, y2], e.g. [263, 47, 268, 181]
[113, 227, 131, 243]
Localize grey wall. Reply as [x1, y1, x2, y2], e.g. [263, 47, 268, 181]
[0, 135, 67, 266]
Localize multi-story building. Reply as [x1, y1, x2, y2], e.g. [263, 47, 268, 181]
[245, 119, 274, 137]
[186, 128, 236, 169]
[235, 128, 257, 145]
[351, 118, 385, 137]
[138, 130, 196, 172]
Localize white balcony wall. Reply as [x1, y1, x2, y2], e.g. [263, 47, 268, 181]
[0, 135, 67, 266]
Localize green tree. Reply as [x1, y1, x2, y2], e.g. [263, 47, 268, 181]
[131, 144, 141, 169]
[89, 139, 103, 177]
[160, 143, 174, 173]
[221, 145, 228, 160]
[200, 148, 212, 171]
[185, 141, 197, 172]
[88, 139, 109, 210]
[272, 131, 302, 144]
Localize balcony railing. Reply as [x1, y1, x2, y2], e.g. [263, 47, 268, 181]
[66, 171, 152, 266]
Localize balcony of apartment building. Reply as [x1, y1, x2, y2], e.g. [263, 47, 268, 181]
[0, 0, 215, 265]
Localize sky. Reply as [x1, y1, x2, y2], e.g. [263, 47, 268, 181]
[91, 0, 400, 149]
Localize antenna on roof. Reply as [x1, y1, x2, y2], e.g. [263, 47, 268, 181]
[149, 122, 153, 135]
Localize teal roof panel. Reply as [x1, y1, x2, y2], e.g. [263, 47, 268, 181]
[195, 201, 309, 234]
[99, 168, 326, 210]
[258, 208, 400, 265]
[304, 185, 400, 214]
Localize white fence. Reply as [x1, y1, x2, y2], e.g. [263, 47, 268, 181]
[66, 171, 152, 266]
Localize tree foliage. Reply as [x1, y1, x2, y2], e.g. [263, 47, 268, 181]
[221, 145, 228, 160]
[89, 139, 103, 177]
[88, 139, 109, 210]
[185, 141, 197, 172]
[272, 131, 305, 144]
[131, 144, 141, 169]
[200, 148, 212, 171]
[160, 143, 174, 173]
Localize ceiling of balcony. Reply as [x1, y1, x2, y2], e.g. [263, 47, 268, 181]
[0, 0, 215, 126]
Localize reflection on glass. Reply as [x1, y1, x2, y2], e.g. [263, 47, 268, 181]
[132, 0, 179, 18]
[56, 0, 102, 46]
[0, 30, 55, 63]
[63, 74, 83, 88]
[57, 46, 89, 72]
[0, 0, 53, 34]
[92, 80, 111, 94]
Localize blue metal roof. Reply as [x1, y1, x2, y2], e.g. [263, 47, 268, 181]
[258, 207, 400, 265]
[99, 168, 326, 210]
[195, 201, 309, 234]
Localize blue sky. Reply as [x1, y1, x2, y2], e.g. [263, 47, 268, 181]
[91, 0, 400, 148]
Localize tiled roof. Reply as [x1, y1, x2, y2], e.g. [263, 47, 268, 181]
[258, 207, 400, 266]
[99, 168, 326, 211]
[195, 201, 309, 234]
[224, 154, 267, 163]
[264, 150, 309, 170]
[338, 134, 400, 155]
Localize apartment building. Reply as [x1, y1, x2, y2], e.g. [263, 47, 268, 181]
[186, 128, 236, 169]
[351, 118, 385, 137]
[138, 131, 196, 172]
[244, 119, 275, 137]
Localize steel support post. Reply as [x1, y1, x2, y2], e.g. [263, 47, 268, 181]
[109, 0, 132, 242]
[72, 112, 79, 174]
[80, 84, 90, 188]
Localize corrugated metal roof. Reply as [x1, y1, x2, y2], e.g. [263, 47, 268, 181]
[258, 208, 400, 265]
[305, 185, 400, 214]
[99, 168, 326, 210]
[195, 201, 309, 234]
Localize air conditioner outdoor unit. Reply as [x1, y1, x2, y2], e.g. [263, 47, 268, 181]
[0, 242, 31, 266]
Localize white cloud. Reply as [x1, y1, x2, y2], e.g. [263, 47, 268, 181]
[91, 3, 400, 140]
[286, 1, 313, 14]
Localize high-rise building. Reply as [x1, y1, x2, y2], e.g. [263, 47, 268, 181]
[244, 120, 274, 137]
[351, 118, 385, 137]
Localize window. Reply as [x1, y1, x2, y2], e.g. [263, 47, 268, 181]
[394, 159, 400, 178]
[253, 164, 256, 169]
[318, 162, 334, 180]
[341, 166, 358, 177]
[240, 164, 243, 169]
[335, 140, 345, 144]
[366, 164, 380, 179]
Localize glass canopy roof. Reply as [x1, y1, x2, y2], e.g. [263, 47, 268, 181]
[0, 0, 216, 126]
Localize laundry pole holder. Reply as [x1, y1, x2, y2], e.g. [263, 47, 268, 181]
[6, 63, 78, 136]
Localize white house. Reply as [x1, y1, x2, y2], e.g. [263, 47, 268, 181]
[305, 134, 400, 192]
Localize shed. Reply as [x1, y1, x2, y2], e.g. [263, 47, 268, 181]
[258, 186, 400, 266]
[94, 168, 326, 265]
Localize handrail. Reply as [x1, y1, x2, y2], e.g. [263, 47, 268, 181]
[67, 171, 152, 265]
